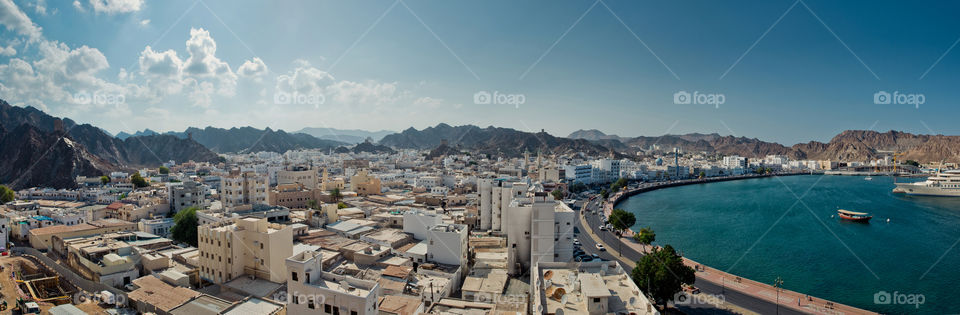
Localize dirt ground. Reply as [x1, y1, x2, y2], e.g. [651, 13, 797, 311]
[0, 254, 109, 314]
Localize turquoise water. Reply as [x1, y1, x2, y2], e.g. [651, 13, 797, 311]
[618, 175, 960, 314]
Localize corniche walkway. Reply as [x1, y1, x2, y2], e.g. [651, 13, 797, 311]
[595, 173, 878, 315]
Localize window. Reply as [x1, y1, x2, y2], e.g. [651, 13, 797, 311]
[292, 271, 298, 281]
[292, 295, 299, 304]
[308, 300, 315, 309]
[324, 304, 332, 313]
[351, 311, 357, 315]
[594, 298, 601, 303]
[260, 243, 264, 250]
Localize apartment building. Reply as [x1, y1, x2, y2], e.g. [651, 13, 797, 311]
[532, 261, 660, 315]
[197, 217, 293, 284]
[285, 250, 380, 315]
[278, 167, 318, 188]
[268, 183, 321, 209]
[221, 172, 269, 207]
[169, 180, 207, 212]
[350, 169, 382, 196]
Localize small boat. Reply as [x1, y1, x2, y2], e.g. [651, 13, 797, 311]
[837, 209, 872, 222]
[864, 176, 873, 181]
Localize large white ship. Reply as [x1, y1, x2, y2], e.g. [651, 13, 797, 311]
[893, 170, 960, 196]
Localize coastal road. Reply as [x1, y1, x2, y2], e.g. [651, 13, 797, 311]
[576, 198, 806, 315]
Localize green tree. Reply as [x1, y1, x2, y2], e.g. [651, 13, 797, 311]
[158, 166, 170, 174]
[904, 160, 920, 167]
[337, 202, 348, 209]
[100, 175, 110, 185]
[171, 207, 199, 247]
[330, 188, 343, 203]
[600, 189, 609, 199]
[634, 227, 656, 253]
[551, 189, 565, 200]
[631, 245, 696, 310]
[130, 173, 149, 188]
[0, 185, 15, 203]
[698, 171, 706, 179]
[307, 199, 319, 210]
[609, 208, 637, 256]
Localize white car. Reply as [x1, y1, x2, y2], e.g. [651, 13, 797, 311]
[595, 244, 606, 251]
[599, 225, 607, 231]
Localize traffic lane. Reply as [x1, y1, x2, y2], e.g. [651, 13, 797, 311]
[694, 276, 807, 315]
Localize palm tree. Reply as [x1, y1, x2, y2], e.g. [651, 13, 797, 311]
[330, 188, 343, 203]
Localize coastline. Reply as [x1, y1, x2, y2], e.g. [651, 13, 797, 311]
[602, 173, 879, 315]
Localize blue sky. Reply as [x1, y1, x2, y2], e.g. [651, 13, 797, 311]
[1, 0, 960, 144]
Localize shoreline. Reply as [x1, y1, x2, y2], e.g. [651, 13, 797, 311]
[603, 173, 878, 315]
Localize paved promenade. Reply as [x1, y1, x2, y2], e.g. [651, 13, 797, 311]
[594, 175, 878, 315]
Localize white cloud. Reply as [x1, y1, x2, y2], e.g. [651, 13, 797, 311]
[238, 57, 268, 78]
[0, 0, 43, 40]
[88, 0, 142, 14]
[139, 19, 149, 26]
[0, 45, 16, 56]
[72, 0, 83, 11]
[32, 0, 47, 15]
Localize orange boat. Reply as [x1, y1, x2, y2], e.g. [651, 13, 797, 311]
[837, 209, 872, 222]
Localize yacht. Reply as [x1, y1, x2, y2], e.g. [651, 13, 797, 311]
[893, 170, 960, 196]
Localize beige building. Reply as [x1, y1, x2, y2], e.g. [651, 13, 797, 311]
[320, 168, 345, 192]
[278, 168, 318, 188]
[269, 183, 322, 209]
[198, 217, 293, 284]
[29, 219, 137, 249]
[221, 172, 269, 207]
[350, 169, 382, 196]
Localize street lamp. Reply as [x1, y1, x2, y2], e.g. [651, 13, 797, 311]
[773, 276, 784, 315]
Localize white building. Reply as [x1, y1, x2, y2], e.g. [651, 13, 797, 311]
[504, 192, 574, 275]
[532, 261, 659, 315]
[402, 209, 441, 240]
[427, 224, 468, 266]
[285, 250, 380, 315]
[722, 155, 747, 169]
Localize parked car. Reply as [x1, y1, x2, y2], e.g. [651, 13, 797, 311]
[595, 244, 605, 251]
[573, 239, 581, 246]
[599, 225, 607, 231]
[591, 253, 600, 259]
[575, 255, 594, 262]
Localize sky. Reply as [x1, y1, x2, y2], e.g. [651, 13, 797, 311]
[1, 0, 960, 145]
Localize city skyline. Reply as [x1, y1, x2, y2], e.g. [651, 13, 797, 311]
[3, 0, 960, 144]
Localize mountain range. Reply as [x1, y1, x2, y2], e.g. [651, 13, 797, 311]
[0, 100, 220, 189]
[568, 129, 960, 162]
[294, 127, 395, 144]
[380, 124, 618, 158]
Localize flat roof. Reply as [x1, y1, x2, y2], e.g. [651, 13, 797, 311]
[223, 298, 283, 315]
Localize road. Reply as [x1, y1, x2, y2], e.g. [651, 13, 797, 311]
[575, 197, 806, 315]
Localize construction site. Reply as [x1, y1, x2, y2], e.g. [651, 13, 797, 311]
[0, 255, 109, 313]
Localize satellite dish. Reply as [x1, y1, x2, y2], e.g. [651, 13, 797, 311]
[545, 280, 552, 288]
[629, 297, 637, 306]
[555, 308, 564, 315]
[599, 268, 606, 276]
[544, 270, 554, 280]
[561, 294, 568, 305]
[601, 262, 609, 270]
[537, 305, 544, 312]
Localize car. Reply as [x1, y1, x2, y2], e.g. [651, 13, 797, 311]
[595, 244, 605, 251]
[574, 250, 585, 257]
[575, 255, 594, 262]
[591, 253, 600, 259]
[599, 225, 607, 231]
[573, 239, 581, 246]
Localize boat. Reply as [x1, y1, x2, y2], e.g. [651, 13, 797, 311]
[893, 170, 960, 197]
[837, 209, 872, 222]
[864, 176, 873, 181]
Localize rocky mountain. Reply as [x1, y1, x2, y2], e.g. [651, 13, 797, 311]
[0, 100, 221, 189]
[380, 124, 617, 158]
[294, 127, 395, 144]
[164, 127, 346, 154]
[347, 141, 395, 154]
[0, 124, 113, 189]
[116, 129, 158, 140]
[577, 128, 960, 163]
